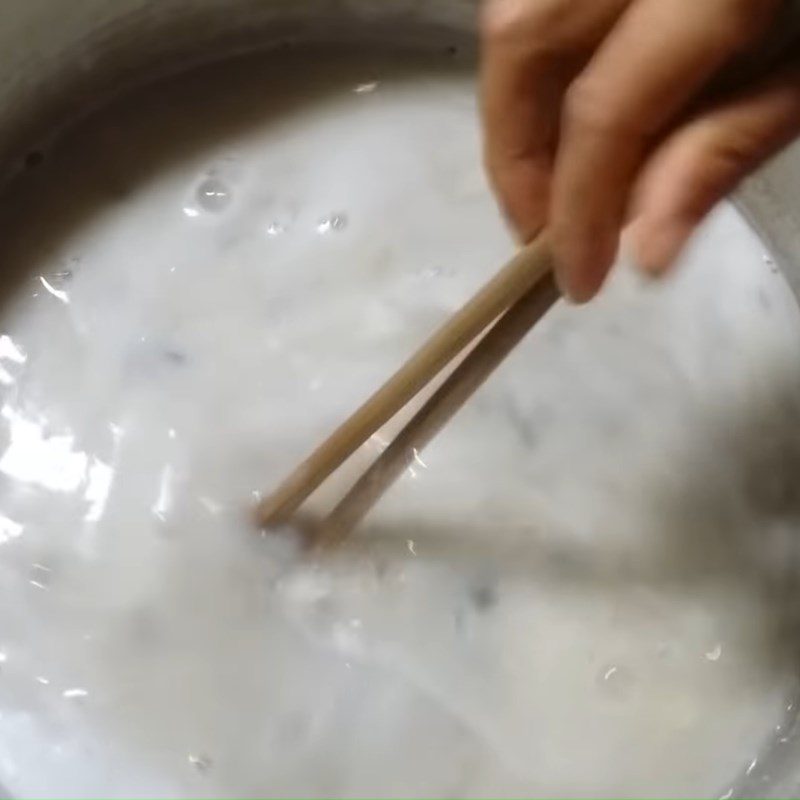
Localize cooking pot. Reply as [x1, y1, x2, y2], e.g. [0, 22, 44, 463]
[0, 1, 799, 796]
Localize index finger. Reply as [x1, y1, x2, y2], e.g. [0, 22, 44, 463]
[480, 6, 572, 241]
[550, 0, 778, 301]
[480, 0, 628, 241]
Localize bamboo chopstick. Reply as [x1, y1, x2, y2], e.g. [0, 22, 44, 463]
[310, 271, 559, 548]
[257, 235, 554, 530]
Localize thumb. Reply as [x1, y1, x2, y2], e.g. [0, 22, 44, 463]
[630, 67, 800, 275]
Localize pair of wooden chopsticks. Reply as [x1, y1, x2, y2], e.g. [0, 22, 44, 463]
[256, 234, 558, 547]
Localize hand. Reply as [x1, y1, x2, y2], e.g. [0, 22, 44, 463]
[480, 0, 800, 301]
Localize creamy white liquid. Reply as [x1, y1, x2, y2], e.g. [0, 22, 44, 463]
[0, 46, 799, 798]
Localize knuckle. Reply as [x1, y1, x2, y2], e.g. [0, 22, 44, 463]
[708, 130, 758, 173]
[563, 77, 622, 136]
[679, 129, 757, 213]
[481, 0, 573, 45]
[480, 0, 528, 44]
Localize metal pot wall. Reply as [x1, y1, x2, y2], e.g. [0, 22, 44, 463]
[0, 1, 798, 796]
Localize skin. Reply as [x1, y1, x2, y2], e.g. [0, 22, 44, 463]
[480, 0, 800, 302]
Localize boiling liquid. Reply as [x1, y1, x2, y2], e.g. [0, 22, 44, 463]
[0, 47, 799, 798]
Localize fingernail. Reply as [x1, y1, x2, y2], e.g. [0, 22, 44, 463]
[634, 216, 693, 276]
[553, 233, 614, 304]
[553, 265, 574, 301]
[561, 273, 595, 304]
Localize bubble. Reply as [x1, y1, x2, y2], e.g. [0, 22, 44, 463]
[47, 269, 73, 287]
[415, 265, 455, 281]
[354, 81, 379, 94]
[597, 663, 635, 700]
[196, 177, 231, 212]
[0, 515, 23, 546]
[188, 753, 212, 773]
[704, 643, 723, 662]
[29, 562, 52, 590]
[331, 618, 365, 656]
[763, 253, 780, 274]
[266, 221, 286, 237]
[316, 213, 348, 234]
[62, 687, 89, 700]
[38, 276, 69, 304]
[280, 569, 333, 607]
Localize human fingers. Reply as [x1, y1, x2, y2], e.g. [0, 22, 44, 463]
[631, 65, 800, 274]
[550, 0, 780, 301]
[480, 0, 629, 241]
